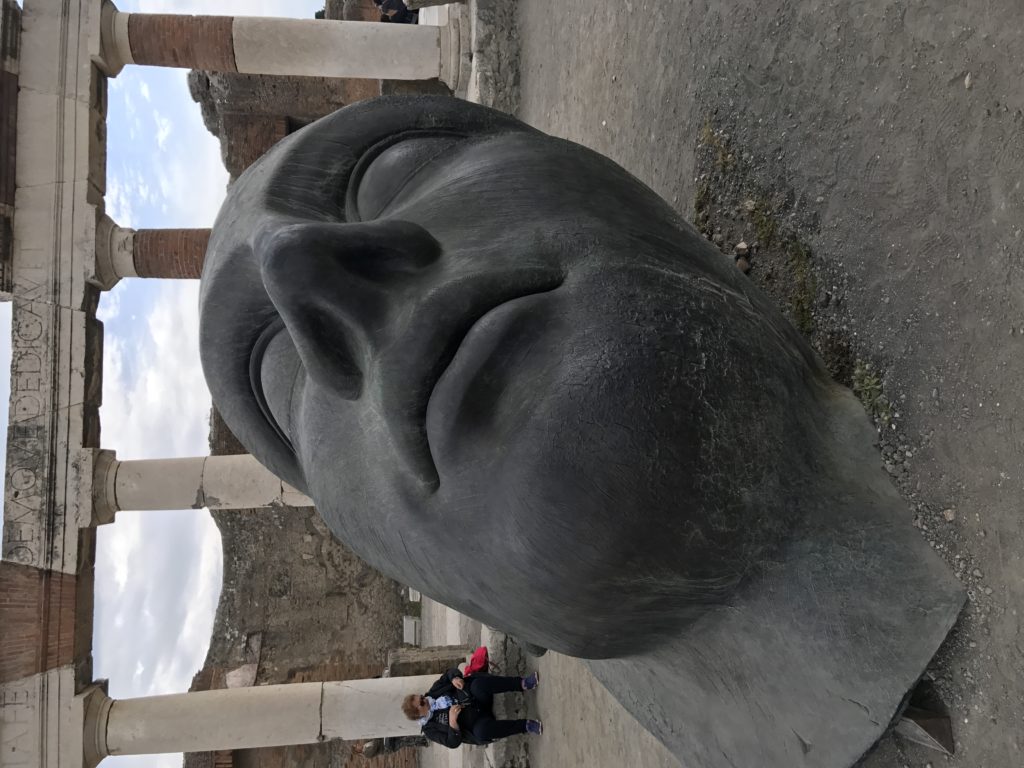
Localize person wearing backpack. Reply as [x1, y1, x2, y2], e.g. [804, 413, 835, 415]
[401, 667, 543, 748]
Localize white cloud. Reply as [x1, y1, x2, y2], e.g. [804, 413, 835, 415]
[154, 111, 173, 151]
[96, 289, 121, 323]
[154, 164, 173, 206]
[164, 124, 230, 227]
[106, 173, 136, 228]
[128, 168, 152, 205]
[134, 72, 230, 228]
[100, 281, 210, 460]
[139, 81, 151, 102]
[94, 277, 222, 716]
[124, 89, 137, 122]
[94, 251, 219, 736]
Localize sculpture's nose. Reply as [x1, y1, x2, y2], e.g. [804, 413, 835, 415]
[255, 218, 441, 398]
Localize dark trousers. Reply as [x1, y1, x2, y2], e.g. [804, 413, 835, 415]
[464, 675, 528, 742]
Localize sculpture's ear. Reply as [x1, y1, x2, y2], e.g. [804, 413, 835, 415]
[254, 219, 440, 398]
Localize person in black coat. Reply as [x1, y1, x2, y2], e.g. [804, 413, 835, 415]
[402, 668, 543, 748]
[375, 0, 418, 23]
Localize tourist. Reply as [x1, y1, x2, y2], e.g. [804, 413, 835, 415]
[401, 668, 543, 748]
[375, 0, 418, 24]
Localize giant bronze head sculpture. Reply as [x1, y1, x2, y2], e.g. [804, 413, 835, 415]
[200, 96, 963, 768]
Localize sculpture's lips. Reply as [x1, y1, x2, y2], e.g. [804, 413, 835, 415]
[341, 275, 562, 496]
[422, 284, 562, 486]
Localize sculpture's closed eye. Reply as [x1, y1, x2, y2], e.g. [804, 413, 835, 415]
[348, 132, 467, 221]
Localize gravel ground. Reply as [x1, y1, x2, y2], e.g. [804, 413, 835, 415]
[510, 1, 1024, 766]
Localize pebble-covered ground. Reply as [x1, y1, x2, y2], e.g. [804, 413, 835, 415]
[512, 1, 1024, 766]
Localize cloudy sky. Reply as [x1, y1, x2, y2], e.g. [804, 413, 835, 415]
[1, 2, 324, 767]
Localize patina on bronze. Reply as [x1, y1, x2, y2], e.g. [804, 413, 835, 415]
[199, 96, 964, 768]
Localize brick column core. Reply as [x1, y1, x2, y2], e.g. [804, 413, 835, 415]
[133, 228, 210, 279]
[128, 14, 237, 72]
[102, 7, 444, 81]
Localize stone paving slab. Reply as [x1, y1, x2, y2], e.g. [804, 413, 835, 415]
[527, 652, 680, 768]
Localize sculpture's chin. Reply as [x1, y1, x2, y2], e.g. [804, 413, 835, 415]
[580, 389, 966, 768]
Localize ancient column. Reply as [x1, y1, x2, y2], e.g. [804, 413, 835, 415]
[96, 0, 445, 82]
[91, 451, 313, 523]
[132, 228, 209, 278]
[79, 675, 438, 764]
[94, 216, 209, 286]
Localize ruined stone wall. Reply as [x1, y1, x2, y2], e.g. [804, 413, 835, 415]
[203, 504, 405, 680]
[212, 114, 289, 181]
[184, 411, 409, 768]
[199, 411, 407, 680]
[187, 69, 380, 179]
[187, 2, 454, 179]
[190, 70, 380, 122]
[186, 2, 386, 180]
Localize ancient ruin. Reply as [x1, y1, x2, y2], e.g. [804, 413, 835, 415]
[0, 2, 474, 766]
[2, 1, 981, 767]
[198, 92, 964, 768]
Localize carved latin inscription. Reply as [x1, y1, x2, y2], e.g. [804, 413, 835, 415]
[0, 677, 38, 768]
[3, 298, 54, 569]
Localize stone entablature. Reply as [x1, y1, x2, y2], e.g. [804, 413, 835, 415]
[2, 1, 106, 762]
[1, 0, 21, 296]
[3, 0, 105, 572]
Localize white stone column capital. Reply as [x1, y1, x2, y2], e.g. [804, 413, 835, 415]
[90, 448, 119, 525]
[92, 213, 137, 290]
[75, 683, 114, 768]
[95, 0, 134, 77]
[67, 448, 117, 528]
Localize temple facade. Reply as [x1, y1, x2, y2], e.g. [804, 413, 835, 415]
[0, 2, 475, 766]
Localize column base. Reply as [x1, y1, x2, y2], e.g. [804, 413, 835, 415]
[89, 449, 119, 525]
[93, 0, 134, 77]
[92, 214, 136, 290]
[75, 683, 114, 768]
[439, 3, 472, 97]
